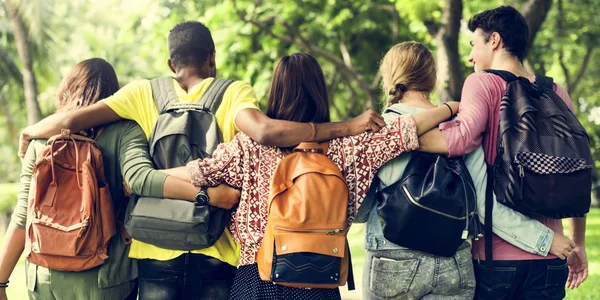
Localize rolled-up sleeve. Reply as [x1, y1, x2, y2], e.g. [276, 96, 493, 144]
[440, 73, 493, 157]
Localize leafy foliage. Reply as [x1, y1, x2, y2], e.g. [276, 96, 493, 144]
[0, 0, 599, 193]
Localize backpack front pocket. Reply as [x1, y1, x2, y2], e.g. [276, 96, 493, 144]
[271, 228, 346, 285]
[30, 218, 89, 257]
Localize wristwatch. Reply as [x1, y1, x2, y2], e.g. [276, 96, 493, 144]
[195, 187, 210, 206]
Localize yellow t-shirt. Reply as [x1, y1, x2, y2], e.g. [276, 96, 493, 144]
[102, 77, 259, 265]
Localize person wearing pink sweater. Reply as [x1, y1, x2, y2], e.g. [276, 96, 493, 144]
[419, 6, 588, 299]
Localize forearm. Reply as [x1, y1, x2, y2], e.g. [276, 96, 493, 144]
[162, 176, 198, 202]
[412, 105, 454, 136]
[237, 108, 356, 147]
[570, 217, 587, 245]
[418, 129, 449, 154]
[22, 102, 121, 140]
[0, 224, 26, 283]
[22, 112, 70, 140]
[253, 118, 352, 147]
[161, 167, 191, 182]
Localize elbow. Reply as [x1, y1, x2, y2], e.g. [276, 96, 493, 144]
[250, 122, 272, 145]
[123, 171, 148, 196]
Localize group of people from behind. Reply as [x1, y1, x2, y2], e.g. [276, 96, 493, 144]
[0, 4, 589, 300]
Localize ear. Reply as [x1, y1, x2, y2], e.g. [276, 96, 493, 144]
[490, 32, 502, 50]
[167, 59, 176, 73]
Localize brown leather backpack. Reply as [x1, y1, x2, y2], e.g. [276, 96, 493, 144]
[26, 129, 115, 271]
[256, 142, 354, 289]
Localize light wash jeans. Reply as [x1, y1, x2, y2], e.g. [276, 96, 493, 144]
[363, 242, 475, 300]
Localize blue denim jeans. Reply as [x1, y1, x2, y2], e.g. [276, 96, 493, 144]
[138, 253, 236, 300]
[473, 258, 568, 300]
[363, 242, 475, 299]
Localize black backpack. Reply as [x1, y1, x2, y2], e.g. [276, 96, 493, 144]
[483, 70, 592, 260]
[125, 77, 234, 250]
[375, 108, 480, 257]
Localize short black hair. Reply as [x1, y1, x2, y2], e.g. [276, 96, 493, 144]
[468, 6, 529, 61]
[168, 21, 215, 67]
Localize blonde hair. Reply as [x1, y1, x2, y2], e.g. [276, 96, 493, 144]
[379, 42, 436, 106]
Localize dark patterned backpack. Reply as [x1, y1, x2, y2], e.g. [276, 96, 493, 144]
[483, 70, 592, 260]
[485, 70, 592, 219]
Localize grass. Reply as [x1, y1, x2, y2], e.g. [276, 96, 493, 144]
[3, 209, 599, 299]
[341, 208, 600, 300]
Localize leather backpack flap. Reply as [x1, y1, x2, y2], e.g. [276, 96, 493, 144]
[258, 151, 350, 288]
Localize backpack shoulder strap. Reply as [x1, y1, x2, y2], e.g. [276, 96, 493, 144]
[150, 77, 179, 114]
[534, 75, 554, 92]
[484, 69, 518, 83]
[384, 106, 402, 116]
[199, 78, 235, 114]
[484, 165, 494, 264]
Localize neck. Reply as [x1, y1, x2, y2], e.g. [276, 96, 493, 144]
[489, 53, 532, 78]
[399, 91, 434, 109]
[173, 67, 212, 92]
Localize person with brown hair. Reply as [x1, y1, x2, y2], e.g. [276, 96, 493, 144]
[356, 41, 577, 300]
[17, 22, 387, 299]
[162, 52, 460, 300]
[0, 58, 209, 300]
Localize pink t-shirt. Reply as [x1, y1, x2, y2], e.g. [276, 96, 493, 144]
[440, 71, 574, 261]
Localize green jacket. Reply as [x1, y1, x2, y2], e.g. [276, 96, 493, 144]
[12, 120, 167, 289]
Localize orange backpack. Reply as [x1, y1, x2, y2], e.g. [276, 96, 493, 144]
[256, 142, 354, 290]
[25, 129, 116, 271]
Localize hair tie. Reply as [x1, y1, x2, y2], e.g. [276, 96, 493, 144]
[396, 83, 407, 93]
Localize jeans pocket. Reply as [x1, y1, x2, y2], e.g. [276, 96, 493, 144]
[473, 262, 516, 299]
[369, 256, 419, 298]
[454, 247, 476, 290]
[542, 260, 568, 300]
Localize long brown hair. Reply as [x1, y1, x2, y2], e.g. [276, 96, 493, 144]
[55, 58, 119, 112]
[266, 53, 330, 123]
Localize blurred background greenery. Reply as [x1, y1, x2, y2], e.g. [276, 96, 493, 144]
[1, 0, 598, 298]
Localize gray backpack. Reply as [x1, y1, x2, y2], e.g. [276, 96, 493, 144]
[125, 77, 233, 250]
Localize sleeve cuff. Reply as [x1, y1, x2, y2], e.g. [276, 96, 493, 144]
[401, 116, 419, 151]
[148, 171, 168, 198]
[535, 227, 554, 256]
[439, 120, 460, 157]
[187, 159, 207, 187]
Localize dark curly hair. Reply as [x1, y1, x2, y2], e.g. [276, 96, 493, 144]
[468, 6, 529, 61]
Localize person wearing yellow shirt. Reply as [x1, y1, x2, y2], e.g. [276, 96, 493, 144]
[20, 21, 386, 299]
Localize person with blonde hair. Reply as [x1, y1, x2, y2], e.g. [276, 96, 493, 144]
[356, 41, 574, 299]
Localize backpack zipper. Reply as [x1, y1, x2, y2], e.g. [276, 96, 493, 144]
[275, 226, 345, 235]
[517, 164, 525, 199]
[402, 185, 473, 220]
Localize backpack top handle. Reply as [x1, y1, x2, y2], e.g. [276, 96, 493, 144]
[48, 129, 84, 190]
[294, 142, 329, 154]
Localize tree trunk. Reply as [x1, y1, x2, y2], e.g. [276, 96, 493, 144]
[0, 93, 18, 143]
[521, 0, 553, 57]
[436, 0, 463, 103]
[4, 0, 42, 125]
